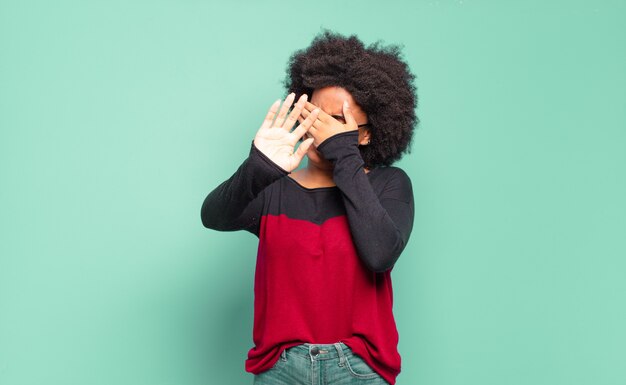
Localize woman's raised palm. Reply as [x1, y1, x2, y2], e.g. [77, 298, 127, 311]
[254, 93, 319, 173]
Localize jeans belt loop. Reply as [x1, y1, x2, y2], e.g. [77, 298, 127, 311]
[333, 342, 346, 367]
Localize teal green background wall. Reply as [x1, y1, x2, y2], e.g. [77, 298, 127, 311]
[1, 1, 624, 384]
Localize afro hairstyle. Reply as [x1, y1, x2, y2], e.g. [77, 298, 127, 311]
[284, 30, 418, 169]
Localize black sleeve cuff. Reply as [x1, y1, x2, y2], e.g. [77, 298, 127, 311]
[249, 140, 290, 176]
[316, 131, 361, 163]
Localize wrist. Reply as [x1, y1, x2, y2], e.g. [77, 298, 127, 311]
[316, 131, 361, 163]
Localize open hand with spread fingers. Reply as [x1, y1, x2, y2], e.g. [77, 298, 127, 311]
[253, 93, 320, 173]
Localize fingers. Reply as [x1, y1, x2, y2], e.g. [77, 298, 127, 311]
[343, 100, 358, 130]
[300, 107, 325, 131]
[261, 99, 281, 129]
[296, 116, 305, 138]
[293, 137, 315, 163]
[303, 101, 333, 124]
[281, 94, 307, 132]
[274, 93, 296, 128]
[291, 108, 320, 142]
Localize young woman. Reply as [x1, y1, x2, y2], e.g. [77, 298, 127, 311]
[201, 30, 418, 385]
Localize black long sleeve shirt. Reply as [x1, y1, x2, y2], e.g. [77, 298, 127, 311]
[201, 130, 415, 272]
[200, 130, 415, 384]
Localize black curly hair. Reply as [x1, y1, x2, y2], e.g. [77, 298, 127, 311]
[284, 30, 418, 169]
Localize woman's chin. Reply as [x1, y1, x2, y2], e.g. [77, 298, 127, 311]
[306, 148, 332, 168]
[306, 147, 321, 161]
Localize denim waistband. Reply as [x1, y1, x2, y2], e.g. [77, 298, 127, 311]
[282, 342, 352, 361]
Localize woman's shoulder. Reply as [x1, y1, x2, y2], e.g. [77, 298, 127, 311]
[370, 166, 413, 201]
[370, 165, 411, 182]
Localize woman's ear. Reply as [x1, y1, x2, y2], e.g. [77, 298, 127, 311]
[358, 128, 371, 146]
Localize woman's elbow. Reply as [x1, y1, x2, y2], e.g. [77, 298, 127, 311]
[200, 202, 219, 229]
[201, 211, 212, 229]
[361, 238, 406, 273]
[365, 255, 398, 273]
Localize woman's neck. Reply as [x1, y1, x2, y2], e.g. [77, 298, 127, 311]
[291, 161, 370, 189]
[302, 162, 335, 185]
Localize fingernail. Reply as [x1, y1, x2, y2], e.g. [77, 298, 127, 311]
[344, 100, 349, 108]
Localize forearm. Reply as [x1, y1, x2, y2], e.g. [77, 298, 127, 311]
[317, 131, 414, 272]
[200, 140, 288, 231]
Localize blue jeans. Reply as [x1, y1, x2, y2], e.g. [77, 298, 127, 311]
[252, 342, 391, 385]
